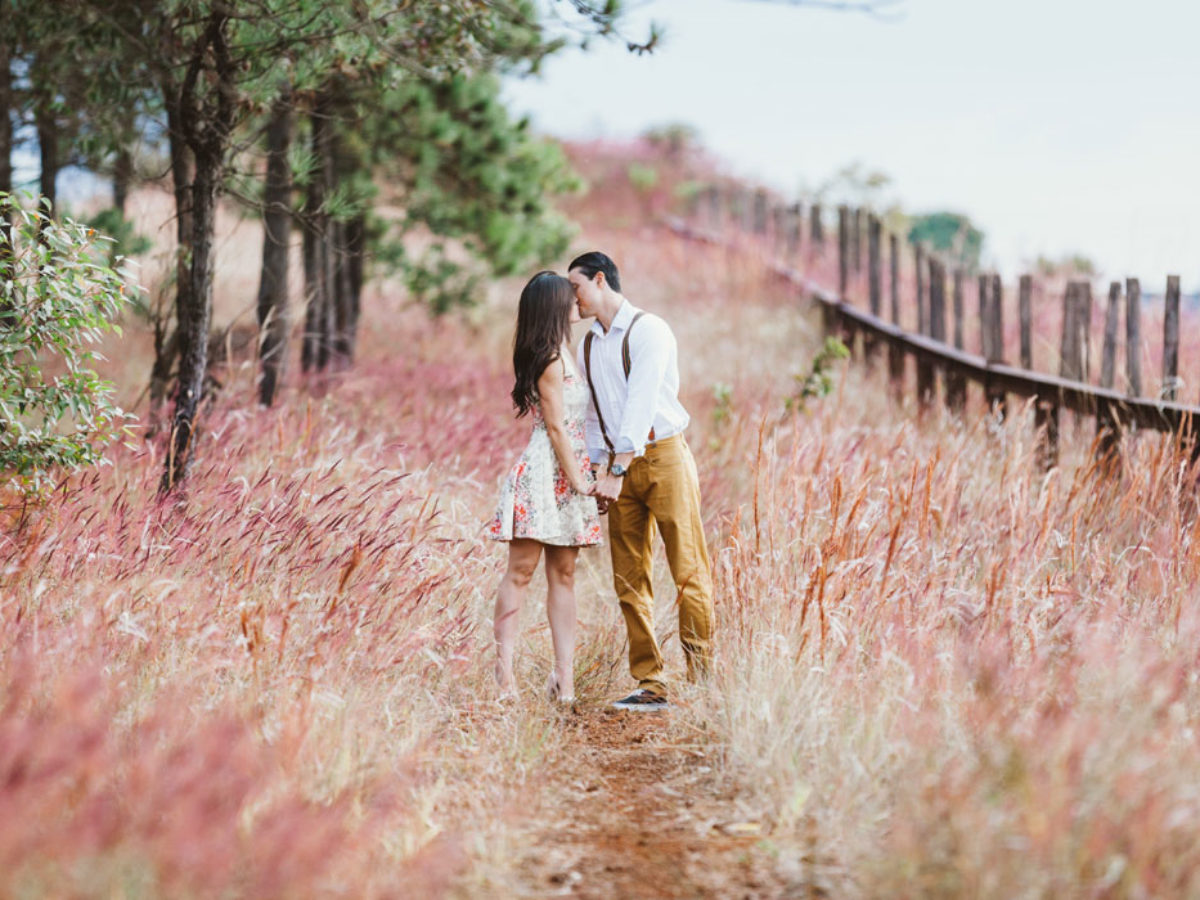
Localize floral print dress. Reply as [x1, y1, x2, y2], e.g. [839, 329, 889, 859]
[490, 357, 602, 547]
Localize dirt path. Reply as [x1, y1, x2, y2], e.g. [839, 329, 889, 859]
[507, 706, 804, 899]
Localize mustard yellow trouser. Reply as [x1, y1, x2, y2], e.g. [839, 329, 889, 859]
[607, 434, 714, 695]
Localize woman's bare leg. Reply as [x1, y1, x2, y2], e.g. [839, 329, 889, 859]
[494, 539, 543, 694]
[543, 545, 580, 700]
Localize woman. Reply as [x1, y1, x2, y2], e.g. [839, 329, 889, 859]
[489, 271, 602, 703]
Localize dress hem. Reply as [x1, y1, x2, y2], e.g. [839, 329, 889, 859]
[488, 533, 603, 548]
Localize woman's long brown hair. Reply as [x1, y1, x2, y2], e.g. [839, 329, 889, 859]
[511, 271, 574, 417]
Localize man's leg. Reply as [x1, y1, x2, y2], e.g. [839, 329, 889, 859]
[644, 437, 714, 681]
[607, 466, 665, 695]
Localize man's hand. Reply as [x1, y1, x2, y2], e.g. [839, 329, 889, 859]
[594, 472, 624, 504]
[594, 495, 610, 515]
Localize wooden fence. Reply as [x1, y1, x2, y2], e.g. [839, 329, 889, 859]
[678, 184, 1200, 468]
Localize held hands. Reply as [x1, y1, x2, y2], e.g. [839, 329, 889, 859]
[579, 464, 621, 513]
[593, 472, 624, 504]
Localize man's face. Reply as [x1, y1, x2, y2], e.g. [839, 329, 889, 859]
[568, 267, 601, 318]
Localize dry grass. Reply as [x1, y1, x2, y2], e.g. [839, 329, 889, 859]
[3, 144, 1199, 897]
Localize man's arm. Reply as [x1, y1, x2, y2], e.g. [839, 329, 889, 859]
[614, 315, 672, 457]
[594, 316, 673, 504]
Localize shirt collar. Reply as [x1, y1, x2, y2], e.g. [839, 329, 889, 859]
[591, 299, 638, 337]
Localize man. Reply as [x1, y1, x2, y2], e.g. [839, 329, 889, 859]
[568, 251, 715, 711]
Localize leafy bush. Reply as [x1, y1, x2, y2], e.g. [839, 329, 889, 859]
[787, 335, 850, 412]
[85, 207, 153, 262]
[0, 195, 133, 493]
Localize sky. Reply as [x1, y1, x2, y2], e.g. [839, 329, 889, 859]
[503, 0, 1200, 291]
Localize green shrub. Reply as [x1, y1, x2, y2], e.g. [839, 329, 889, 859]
[0, 194, 134, 493]
[85, 207, 153, 261]
[786, 336, 850, 413]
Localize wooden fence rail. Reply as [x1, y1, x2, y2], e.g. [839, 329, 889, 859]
[670, 201, 1200, 468]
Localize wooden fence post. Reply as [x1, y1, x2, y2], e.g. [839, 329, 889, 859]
[1164, 274, 1181, 401]
[753, 189, 769, 235]
[868, 215, 882, 317]
[810, 204, 824, 249]
[706, 185, 721, 229]
[731, 188, 749, 232]
[916, 253, 936, 410]
[984, 274, 1006, 417]
[888, 232, 904, 393]
[977, 274, 989, 356]
[852, 208, 863, 275]
[1100, 282, 1120, 389]
[1060, 282, 1083, 381]
[1081, 281, 1093, 383]
[1126, 277, 1142, 396]
[931, 258, 950, 412]
[1097, 280, 1122, 462]
[1032, 274, 1058, 468]
[953, 268, 965, 350]
[786, 203, 802, 258]
[837, 206, 849, 298]
[1018, 275, 1033, 370]
[946, 267, 967, 412]
[915, 245, 927, 335]
[929, 257, 946, 342]
[866, 214, 882, 361]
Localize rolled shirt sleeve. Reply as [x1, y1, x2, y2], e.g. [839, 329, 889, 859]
[615, 315, 674, 457]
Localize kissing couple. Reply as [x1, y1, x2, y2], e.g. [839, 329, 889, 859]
[488, 251, 715, 711]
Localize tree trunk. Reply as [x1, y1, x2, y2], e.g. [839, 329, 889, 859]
[256, 87, 292, 406]
[332, 218, 356, 365]
[346, 212, 365, 345]
[330, 98, 362, 368]
[301, 210, 319, 371]
[35, 101, 59, 218]
[112, 146, 133, 215]
[302, 93, 334, 372]
[159, 7, 235, 492]
[162, 145, 218, 492]
[151, 92, 195, 430]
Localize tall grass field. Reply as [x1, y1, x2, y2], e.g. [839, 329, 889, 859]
[3, 143, 1199, 897]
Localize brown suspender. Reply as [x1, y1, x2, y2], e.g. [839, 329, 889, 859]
[583, 312, 644, 456]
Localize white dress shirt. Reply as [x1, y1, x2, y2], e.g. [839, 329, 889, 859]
[576, 300, 690, 465]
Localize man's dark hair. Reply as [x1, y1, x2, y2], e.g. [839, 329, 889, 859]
[568, 251, 621, 293]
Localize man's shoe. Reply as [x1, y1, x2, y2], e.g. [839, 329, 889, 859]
[611, 689, 668, 711]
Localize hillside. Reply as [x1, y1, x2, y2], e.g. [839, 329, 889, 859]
[3, 143, 1199, 898]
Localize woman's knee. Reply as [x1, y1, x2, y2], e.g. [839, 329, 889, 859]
[504, 544, 541, 588]
[505, 563, 537, 589]
[544, 549, 577, 585]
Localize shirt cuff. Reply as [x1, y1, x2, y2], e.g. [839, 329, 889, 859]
[614, 437, 645, 458]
